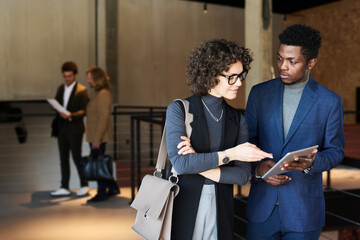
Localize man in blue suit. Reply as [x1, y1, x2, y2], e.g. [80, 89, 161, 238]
[245, 24, 345, 239]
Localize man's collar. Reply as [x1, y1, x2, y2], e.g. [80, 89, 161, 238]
[65, 81, 76, 89]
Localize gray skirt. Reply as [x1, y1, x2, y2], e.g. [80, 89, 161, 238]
[192, 184, 217, 240]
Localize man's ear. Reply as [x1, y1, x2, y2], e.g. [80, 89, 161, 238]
[308, 58, 317, 70]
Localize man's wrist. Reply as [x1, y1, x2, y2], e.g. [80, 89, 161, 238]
[255, 167, 262, 179]
[303, 165, 313, 174]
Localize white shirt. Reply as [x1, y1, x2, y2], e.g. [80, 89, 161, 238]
[63, 81, 76, 109]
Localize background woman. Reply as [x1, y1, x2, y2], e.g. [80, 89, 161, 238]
[85, 66, 120, 203]
[166, 39, 273, 239]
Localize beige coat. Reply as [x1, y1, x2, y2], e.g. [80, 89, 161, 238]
[86, 89, 113, 144]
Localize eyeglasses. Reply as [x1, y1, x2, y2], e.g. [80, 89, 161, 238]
[219, 70, 249, 85]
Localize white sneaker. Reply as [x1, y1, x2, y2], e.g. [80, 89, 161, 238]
[50, 188, 71, 197]
[76, 186, 89, 197]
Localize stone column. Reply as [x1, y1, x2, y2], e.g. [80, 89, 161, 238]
[245, 0, 274, 102]
[97, 0, 106, 70]
[105, 0, 118, 101]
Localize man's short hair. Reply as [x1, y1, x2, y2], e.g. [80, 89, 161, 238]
[278, 24, 322, 62]
[187, 38, 253, 96]
[61, 61, 78, 75]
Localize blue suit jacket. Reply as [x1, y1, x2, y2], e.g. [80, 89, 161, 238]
[245, 76, 345, 232]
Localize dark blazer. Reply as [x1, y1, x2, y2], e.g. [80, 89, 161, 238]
[170, 94, 243, 240]
[54, 82, 88, 135]
[245, 76, 345, 232]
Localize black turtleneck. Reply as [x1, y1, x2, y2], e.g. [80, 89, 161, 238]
[201, 94, 224, 153]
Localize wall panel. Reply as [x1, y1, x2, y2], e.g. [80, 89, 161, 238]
[284, 0, 360, 124]
[0, 0, 95, 100]
[117, 0, 246, 108]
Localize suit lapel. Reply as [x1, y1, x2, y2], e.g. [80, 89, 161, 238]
[271, 79, 285, 146]
[57, 84, 65, 105]
[188, 95, 240, 153]
[67, 82, 78, 110]
[220, 101, 228, 151]
[222, 101, 238, 150]
[283, 77, 319, 147]
[189, 95, 210, 153]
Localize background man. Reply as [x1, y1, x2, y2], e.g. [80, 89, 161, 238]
[245, 24, 345, 239]
[50, 61, 89, 197]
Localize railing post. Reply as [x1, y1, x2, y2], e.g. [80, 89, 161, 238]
[149, 108, 154, 166]
[136, 118, 141, 191]
[326, 170, 331, 189]
[113, 106, 117, 160]
[237, 185, 242, 197]
[130, 116, 135, 202]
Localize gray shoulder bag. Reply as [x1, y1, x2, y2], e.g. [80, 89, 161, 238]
[131, 99, 192, 240]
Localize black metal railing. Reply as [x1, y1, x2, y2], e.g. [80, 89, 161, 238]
[112, 105, 167, 162]
[233, 188, 360, 240]
[129, 113, 166, 201]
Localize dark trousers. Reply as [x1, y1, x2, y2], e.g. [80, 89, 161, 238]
[89, 143, 119, 196]
[247, 205, 321, 240]
[57, 131, 88, 189]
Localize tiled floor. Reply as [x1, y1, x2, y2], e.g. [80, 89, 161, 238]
[0, 188, 142, 240]
[0, 117, 143, 240]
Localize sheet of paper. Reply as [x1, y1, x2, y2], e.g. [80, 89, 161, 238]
[47, 99, 70, 115]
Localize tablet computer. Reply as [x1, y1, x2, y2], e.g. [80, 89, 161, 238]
[261, 145, 318, 179]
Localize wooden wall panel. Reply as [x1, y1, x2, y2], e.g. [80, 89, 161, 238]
[284, 0, 360, 123]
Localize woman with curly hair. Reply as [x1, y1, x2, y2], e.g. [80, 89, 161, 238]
[166, 39, 273, 239]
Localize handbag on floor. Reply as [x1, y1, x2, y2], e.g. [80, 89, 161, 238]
[130, 99, 192, 240]
[51, 116, 58, 137]
[81, 154, 113, 181]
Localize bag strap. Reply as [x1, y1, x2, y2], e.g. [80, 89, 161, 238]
[155, 99, 193, 178]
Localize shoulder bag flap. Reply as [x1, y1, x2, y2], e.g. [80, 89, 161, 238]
[130, 174, 179, 219]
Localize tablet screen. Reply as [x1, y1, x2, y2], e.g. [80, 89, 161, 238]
[261, 145, 318, 179]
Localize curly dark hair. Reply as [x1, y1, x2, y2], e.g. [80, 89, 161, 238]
[278, 24, 322, 62]
[187, 39, 253, 96]
[61, 61, 78, 75]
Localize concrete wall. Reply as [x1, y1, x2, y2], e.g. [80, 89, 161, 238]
[284, 0, 360, 124]
[0, 0, 96, 100]
[117, 0, 247, 108]
[1, 0, 285, 110]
